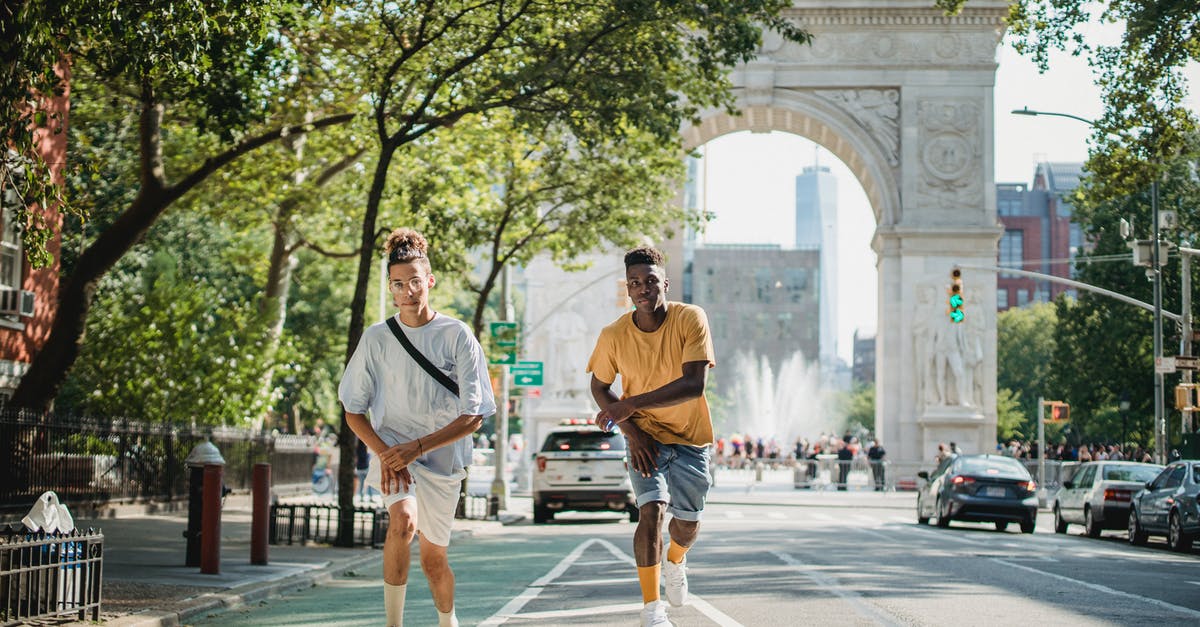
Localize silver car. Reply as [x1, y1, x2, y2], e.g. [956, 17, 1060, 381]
[1052, 461, 1163, 537]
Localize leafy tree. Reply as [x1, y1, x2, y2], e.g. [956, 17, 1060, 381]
[997, 301, 1057, 436]
[996, 387, 1026, 442]
[7, 1, 355, 411]
[396, 112, 700, 338]
[837, 383, 875, 436]
[58, 213, 274, 425]
[326, 0, 810, 540]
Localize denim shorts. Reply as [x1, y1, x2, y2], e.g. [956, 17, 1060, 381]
[628, 443, 712, 521]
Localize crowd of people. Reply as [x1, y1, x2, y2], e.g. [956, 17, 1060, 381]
[997, 440, 1156, 463]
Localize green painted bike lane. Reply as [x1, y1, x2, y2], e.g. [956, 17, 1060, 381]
[189, 532, 593, 626]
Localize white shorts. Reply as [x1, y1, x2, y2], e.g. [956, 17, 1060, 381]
[366, 458, 466, 546]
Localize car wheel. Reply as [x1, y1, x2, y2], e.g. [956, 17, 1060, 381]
[533, 504, 552, 524]
[1020, 517, 1036, 534]
[627, 505, 640, 523]
[1127, 508, 1148, 546]
[935, 497, 951, 528]
[994, 521, 1009, 532]
[1168, 512, 1194, 552]
[1053, 505, 1067, 534]
[1084, 507, 1101, 538]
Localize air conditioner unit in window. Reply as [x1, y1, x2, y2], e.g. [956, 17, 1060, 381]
[0, 289, 34, 317]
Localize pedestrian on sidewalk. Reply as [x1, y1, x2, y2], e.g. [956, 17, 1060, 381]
[339, 228, 497, 627]
[587, 246, 716, 627]
[867, 438, 886, 492]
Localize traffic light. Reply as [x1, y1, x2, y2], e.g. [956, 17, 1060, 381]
[948, 268, 964, 323]
[1050, 403, 1070, 422]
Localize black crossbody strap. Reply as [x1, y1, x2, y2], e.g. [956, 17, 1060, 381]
[385, 317, 460, 398]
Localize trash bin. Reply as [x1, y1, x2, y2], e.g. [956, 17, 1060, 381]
[0, 527, 104, 623]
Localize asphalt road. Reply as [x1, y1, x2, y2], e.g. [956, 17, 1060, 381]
[196, 477, 1200, 626]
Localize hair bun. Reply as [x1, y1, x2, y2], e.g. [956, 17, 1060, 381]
[386, 228, 429, 261]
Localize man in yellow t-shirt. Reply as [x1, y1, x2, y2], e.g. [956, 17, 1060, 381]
[587, 246, 715, 627]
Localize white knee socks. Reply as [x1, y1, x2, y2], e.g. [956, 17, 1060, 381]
[438, 608, 458, 627]
[384, 583, 407, 626]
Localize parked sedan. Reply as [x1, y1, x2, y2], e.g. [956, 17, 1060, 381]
[1053, 461, 1163, 537]
[917, 454, 1039, 533]
[1128, 460, 1200, 552]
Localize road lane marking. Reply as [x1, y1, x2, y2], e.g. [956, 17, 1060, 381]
[725, 511, 745, 519]
[767, 512, 787, 519]
[549, 577, 638, 586]
[899, 525, 987, 546]
[772, 551, 902, 627]
[514, 603, 643, 619]
[991, 558, 1200, 620]
[808, 512, 834, 521]
[572, 559, 628, 567]
[480, 537, 744, 626]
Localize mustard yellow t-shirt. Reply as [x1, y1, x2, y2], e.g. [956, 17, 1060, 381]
[586, 302, 716, 446]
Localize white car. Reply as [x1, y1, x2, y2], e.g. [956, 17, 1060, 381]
[1053, 460, 1163, 537]
[532, 424, 637, 524]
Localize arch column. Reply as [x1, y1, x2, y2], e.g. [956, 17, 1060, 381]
[669, 0, 1010, 464]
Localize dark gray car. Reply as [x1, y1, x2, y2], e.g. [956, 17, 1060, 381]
[1128, 460, 1200, 552]
[917, 454, 1039, 533]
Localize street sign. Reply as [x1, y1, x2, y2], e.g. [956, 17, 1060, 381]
[490, 322, 520, 348]
[511, 361, 543, 387]
[1156, 356, 1177, 374]
[1175, 355, 1200, 370]
[489, 351, 516, 366]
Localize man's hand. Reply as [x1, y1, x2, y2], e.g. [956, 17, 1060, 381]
[379, 440, 421, 472]
[595, 399, 636, 433]
[620, 419, 658, 477]
[380, 464, 414, 494]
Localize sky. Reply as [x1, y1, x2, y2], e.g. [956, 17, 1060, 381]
[699, 29, 1200, 364]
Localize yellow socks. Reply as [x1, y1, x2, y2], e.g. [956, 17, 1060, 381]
[637, 564, 661, 603]
[667, 539, 691, 564]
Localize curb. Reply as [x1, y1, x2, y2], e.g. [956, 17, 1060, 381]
[101, 551, 384, 627]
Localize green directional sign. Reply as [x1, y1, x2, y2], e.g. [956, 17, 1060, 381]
[511, 361, 543, 387]
[490, 322, 520, 347]
[490, 351, 516, 365]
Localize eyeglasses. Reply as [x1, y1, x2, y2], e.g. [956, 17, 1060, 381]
[388, 277, 428, 293]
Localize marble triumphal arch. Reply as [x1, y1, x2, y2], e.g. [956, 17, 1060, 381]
[667, 1, 1011, 464]
[516, 1, 1010, 470]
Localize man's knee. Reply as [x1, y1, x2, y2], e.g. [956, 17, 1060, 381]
[639, 501, 666, 525]
[387, 511, 417, 542]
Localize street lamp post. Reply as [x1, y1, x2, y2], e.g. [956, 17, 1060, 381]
[1119, 392, 1131, 454]
[1012, 106, 1168, 464]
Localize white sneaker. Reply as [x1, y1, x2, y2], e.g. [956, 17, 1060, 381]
[662, 559, 689, 607]
[641, 600, 672, 627]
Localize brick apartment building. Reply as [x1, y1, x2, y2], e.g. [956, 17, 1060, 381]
[0, 67, 67, 396]
[996, 162, 1084, 310]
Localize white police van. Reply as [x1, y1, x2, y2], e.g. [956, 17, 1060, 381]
[532, 421, 637, 524]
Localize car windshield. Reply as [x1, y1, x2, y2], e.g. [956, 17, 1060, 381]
[541, 431, 625, 452]
[958, 456, 1028, 478]
[1102, 464, 1161, 483]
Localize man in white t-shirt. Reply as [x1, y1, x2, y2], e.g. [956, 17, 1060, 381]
[340, 228, 496, 627]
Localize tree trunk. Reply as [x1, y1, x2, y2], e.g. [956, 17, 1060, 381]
[336, 140, 398, 547]
[8, 106, 354, 412]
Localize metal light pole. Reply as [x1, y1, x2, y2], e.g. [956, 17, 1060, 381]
[491, 264, 513, 512]
[1012, 106, 1168, 464]
[1119, 392, 1130, 453]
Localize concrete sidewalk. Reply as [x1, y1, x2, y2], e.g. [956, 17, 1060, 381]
[53, 494, 513, 627]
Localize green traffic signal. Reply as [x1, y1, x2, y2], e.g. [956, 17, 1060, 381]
[948, 268, 964, 323]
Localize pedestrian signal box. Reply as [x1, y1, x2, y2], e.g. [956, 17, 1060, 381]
[1174, 384, 1197, 411]
[948, 268, 964, 323]
[1049, 403, 1069, 422]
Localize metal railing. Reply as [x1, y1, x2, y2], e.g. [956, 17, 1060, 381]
[0, 527, 103, 625]
[269, 504, 387, 548]
[0, 409, 316, 514]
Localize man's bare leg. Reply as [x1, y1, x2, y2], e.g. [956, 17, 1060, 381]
[383, 499, 418, 626]
[418, 535, 458, 626]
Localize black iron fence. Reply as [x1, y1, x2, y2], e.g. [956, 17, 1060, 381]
[269, 504, 387, 548]
[0, 526, 104, 625]
[0, 409, 316, 514]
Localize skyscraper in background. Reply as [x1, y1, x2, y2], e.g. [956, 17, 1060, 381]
[795, 163, 839, 381]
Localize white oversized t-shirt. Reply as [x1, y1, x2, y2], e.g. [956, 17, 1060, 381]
[338, 313, 496, 477]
